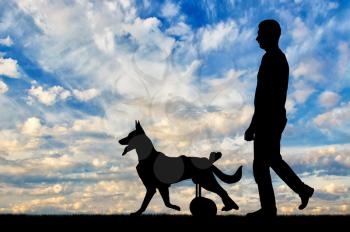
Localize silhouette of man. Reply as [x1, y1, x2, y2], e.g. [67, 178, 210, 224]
[245, 19, 314, 217]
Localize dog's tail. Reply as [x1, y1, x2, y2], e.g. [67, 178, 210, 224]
[212, 165, 242, 184]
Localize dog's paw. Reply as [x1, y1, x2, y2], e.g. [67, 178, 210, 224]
[222, 202, 239, 211]
[167, 204, 181, 211]
[130, 210, 143, 216]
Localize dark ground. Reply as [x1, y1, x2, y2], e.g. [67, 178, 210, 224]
[0, 215, 349, 230]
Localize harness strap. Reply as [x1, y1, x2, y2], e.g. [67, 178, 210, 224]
[196, 184, 201, 197]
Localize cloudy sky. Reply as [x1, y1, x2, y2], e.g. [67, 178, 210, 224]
[0, 0, 349, 215]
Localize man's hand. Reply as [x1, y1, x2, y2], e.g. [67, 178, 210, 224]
[244, 127, 255, 141]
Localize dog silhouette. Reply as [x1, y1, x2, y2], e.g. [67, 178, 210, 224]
[119, 121, 242, 215]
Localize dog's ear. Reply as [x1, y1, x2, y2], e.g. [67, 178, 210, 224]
[136, 120, 144, 133]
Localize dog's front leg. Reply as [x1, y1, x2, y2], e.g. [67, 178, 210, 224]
[158, 187, 181, 211]
[130, 188, 156, 216]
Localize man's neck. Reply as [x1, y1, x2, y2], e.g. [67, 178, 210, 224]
[264, 45, 279, 53]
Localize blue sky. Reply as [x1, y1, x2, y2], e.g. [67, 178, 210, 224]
[0, 0, 349, 215]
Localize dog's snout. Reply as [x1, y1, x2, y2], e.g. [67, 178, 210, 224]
[119, 138, 127, 145]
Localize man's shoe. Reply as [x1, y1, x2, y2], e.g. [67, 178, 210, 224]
[299, 186, 314, 210]
[246, 208, 276, 217]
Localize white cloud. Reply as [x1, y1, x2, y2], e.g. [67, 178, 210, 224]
[93, 28, 115, 54]
[310, 1, 338, 17]
[72, 117, 106, 132]
[291, 81, 315, 104]
[200, 20, 238, 52]
[86, 181, 121, 195]
[337, 41, 349, 77]
[28, 85, 71, 106]
[0, 80, 8, 93]
[285, 99, 296, 114]
[0, 57, 20, 78]
[0, 163, 27, 175]
[318, 91, 341, 108]
[313, 102, 350, 128]
[28, 85, 100, 105]
[92, 158, 107, 167]
[339, 205, 349, 213]
[203, 69, 246, 108]
[285, 20, 325, 66]
[143, 0, 150, 9]
[161, 1, 180, 18]
[282, 143, 350, 169]
[0, 35, 13, 46]
[21, 117, 42, 136]
[10, 196, 66, 213]
[292, 59, 323, 81]
[73, 88, 100, 101]
[124, 17, 175, 57]
[322, 183, 348, 194]
[16, 0, 90, 37]
[166, 22, 192, 37]
[0, 130, 41, 157]
[118, 0, 132, 9]
[37, 154, 73, 170]
[291, 17, 310, 42]
[280, 206, 295, 214]
[31, 184, 64, 195]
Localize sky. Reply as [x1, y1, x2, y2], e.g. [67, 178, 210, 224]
[0, 0, 349, 215]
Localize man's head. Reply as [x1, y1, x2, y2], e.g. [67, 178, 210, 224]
[256, 19, 281, 50]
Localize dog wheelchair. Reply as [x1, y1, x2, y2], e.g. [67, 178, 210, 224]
[190, 184, 217, 216]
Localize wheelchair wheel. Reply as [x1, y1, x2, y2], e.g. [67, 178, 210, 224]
[189, 184, 217, 216]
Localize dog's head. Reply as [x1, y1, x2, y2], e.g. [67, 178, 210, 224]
[119, 120, 145, 145]
[119, 120, 145, 155]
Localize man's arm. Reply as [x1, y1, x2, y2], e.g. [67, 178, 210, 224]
[244, 54, 266, 141]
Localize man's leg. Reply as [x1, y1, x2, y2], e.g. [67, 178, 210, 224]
[271, 157, 314, 209]
[253, 159, 277, 212]
[248, 138, 277, 216]
[269, 122, 314, 210]
[271, 158, 307, 193]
